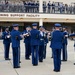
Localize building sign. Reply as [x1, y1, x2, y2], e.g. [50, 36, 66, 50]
[10, 14, 25, 17]
[26, 14, 40, 18]
[0, 13, 40, 18]
[0, 14, 9, 17]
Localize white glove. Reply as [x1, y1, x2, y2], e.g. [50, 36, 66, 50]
[7, 35, 10, 38]
[65, 35, 68, 37]
[23, 34, 26, 36]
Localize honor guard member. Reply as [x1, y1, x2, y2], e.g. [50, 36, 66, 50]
[42, 28, 48, 59]
[50, 23, 64, 72]
[39, 26, 45, 62]
[11, 24, 23, 68]
[2, 27, 11, 60]
[50, 28, 55, 58]
[30, 23, 39, 66]
[62, 27, 68, 61]
[47, 1, 51, 13]
[23, 26, 31, 60]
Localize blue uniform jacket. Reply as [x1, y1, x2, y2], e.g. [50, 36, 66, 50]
[30, 29, 39, 46]
[39, 32, 44, 45]
[11, 29, 22, 48]
[47, 3, 51, 8]
[36, 3, 39, 7]
[50, 30, 64, 49]
[63, 31, 68, 45]
[44, 34, 48, 45]
[23, 30, 31, 44]
[2, 31, 11, 44]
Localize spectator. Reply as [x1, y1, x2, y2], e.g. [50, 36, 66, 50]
[36, 1, 39, 13]
[47, 1, 51, 13]
[43, 2, 47, 13]
[69, 5, 73, 14]
[52, 2, 55, 13]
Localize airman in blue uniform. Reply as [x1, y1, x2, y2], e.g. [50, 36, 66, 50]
[50, 23, 64, 72]
[31, 1, 35, 13]
[23, 1, 28, 12]
[43, 2, 47, 13]
[43, 28, 48, 59]
[11, 24, 23, 68]
[62, 27, 68, 61]
[28, 1, 31, 13]
[30, 23, 39, 66]
[23, 26, 31, 60]
[2, 27, 11, 60]
[36, 1, 39, 12]
[39, 26, 45, 62]
[52, 2, 55, 13]
[47, 1, 51, 13]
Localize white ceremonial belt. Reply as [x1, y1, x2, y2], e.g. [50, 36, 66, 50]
[40, 39, 44, 41]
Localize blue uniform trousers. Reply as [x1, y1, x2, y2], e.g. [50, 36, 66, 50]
[43, 45, 47, 59]
[12, 47, 20, 68]
[4, 43, 10, 59]
[52, 48, 61, 71]
[31, 45, 39, 65]
[62, 44, 67, 61]
[25, 43, 31, 59]
[39, 45, 44, 62]
[18, 47, 20, 62]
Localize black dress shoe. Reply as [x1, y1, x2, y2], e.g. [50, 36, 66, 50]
[14, 66, 21, 68]
[51, 57, 53, 58]
[33, 64, 38, 66]
[26, 58, 30, 60]
[74, 63, 75, 65]
[39, 60, 43, 62]
[5, 58, 11, 60]
[61, 60, 67, 61]
[53, 69, 60, 72]
[19, 61, 21, 63]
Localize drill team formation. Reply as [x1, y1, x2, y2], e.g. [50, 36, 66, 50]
[1, 23, 75, 72]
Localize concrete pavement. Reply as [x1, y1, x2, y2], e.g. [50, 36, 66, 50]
[0, 39, 75, 75]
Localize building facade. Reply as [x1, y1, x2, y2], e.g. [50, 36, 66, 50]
[0, 0, 75, 33]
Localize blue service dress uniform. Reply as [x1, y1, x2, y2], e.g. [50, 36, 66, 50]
[31, 2, 35, 13]
[43, 3, 47, 13]
[50, 24, 64, 72]
[2, 31, 11, 60]
[47, 2, 51, 13]
[36, 2, 39, 12]
[11, 28, 22, 68]
[23, 30, 31, 59]
[62, 31, 68, 61]
[28, 2, 31, 13]
[30, 24, 39, 66]
[43, 32, 48, 59]
[39, 31, 44, 62]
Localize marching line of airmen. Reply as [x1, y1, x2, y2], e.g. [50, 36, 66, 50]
[2, 23, 75, 72]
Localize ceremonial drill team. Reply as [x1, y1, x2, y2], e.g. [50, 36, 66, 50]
[1, 23, 75, 72]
